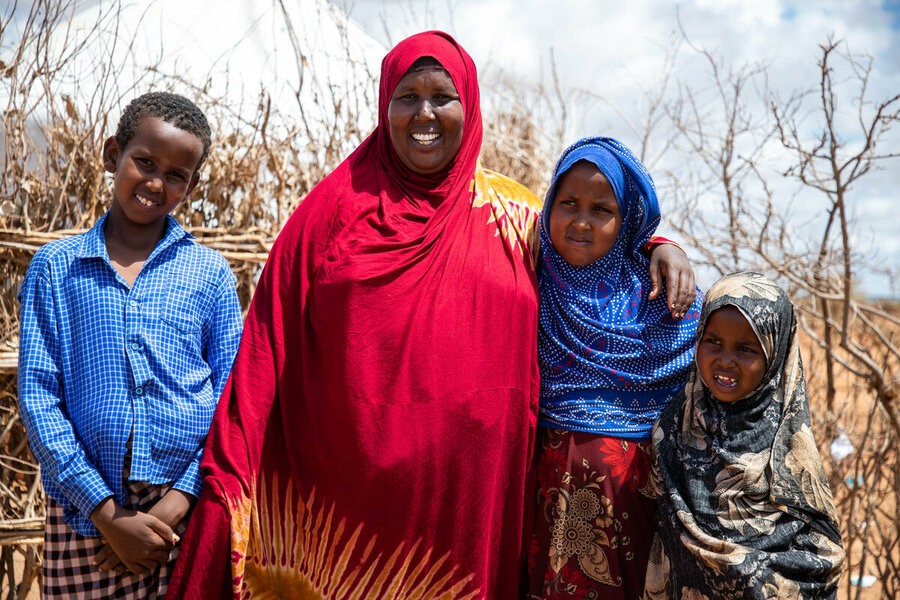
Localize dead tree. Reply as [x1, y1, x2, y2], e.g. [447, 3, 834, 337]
[663, 35, 900, 599]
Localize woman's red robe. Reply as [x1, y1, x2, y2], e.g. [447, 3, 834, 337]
[166, 31, 542, 600]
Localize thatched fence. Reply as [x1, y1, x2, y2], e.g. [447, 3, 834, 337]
[2, 1, 898, 599]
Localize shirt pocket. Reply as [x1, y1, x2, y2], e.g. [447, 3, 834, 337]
[160, 280, 211, 335]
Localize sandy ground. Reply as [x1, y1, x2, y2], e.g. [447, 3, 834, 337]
[2, 343, 893, 599]
[5, 550, 39, 600]
[3, 546, 887, 599]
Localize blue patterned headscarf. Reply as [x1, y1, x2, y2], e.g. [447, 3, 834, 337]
[537, 137, 702, 439]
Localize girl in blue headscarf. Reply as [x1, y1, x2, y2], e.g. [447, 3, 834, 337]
[525, 138, 703, 600]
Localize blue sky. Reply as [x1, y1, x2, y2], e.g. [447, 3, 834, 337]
[5, 0, 898, 296]
[338, 0, 900, 297]
[884, 0, 900, 29]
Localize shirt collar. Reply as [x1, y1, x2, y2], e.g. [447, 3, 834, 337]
[74, 212, 110, 259]
[74, 211, 195, 261]
[146, 214, 194, 265]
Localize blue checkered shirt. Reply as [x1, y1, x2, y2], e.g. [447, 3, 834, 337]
[17, 212, 242, 536]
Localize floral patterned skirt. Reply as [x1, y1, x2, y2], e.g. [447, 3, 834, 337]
[526, 427, 657, 600]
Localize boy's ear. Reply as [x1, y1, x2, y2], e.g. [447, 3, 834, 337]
[169, 171, 199, 213]
[185, 171, 200, 197]
[102, 136, 119, 173]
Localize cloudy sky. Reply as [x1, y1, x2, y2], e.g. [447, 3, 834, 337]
[338, 0, 900, 296]
[5, 0, 899, 295]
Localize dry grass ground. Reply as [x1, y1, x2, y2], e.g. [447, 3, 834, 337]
[803, 326, 899, 600]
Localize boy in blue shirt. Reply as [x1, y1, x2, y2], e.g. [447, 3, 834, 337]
[17, 92, 242, 599]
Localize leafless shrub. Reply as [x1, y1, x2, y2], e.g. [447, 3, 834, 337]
[2, 1, 897, 598]
[0, 1, 565, 595]
[0, 0, 377, 594]
[662, 34, 900, 599]
[480, 69, 560, 196]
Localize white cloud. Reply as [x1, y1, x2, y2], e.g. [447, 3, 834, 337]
[339, 0, 898, 295]
[8, 0, 897, 293]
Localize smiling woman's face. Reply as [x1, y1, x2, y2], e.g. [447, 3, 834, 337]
[387, 59, 464, 175]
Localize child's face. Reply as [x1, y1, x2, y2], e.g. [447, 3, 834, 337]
[548, 161, 622, 266]
[696, 306, 767, 403]
[102, 116, 203, 228]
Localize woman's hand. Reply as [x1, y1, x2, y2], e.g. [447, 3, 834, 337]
[90, 497, 176, 575]
[648, 243, 696, 319]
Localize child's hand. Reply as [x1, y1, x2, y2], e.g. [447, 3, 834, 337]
[648, 243, 697, 319]
[147, 488, 194, 530]
[90, 497, 176, 575]
[93, 543, 124, 575]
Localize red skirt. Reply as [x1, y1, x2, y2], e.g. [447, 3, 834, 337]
[526, 428, 656, 600]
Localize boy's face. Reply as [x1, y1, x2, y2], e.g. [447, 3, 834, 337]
[696, 306, 767, 403]
[102, 116, 203, 227]
[548, 161, 622, 266]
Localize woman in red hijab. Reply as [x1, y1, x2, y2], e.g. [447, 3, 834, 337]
[167, 31, 694, 599]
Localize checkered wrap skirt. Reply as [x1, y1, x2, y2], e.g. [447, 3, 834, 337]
[42, 479, 185, 599]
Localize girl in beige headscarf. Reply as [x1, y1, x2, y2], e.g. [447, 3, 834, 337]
[646, 272, 844, 600]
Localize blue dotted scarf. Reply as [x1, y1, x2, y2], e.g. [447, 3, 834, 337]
[537, 137, 702, 439]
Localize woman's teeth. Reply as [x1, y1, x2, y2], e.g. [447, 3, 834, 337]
[411, 132, 440, 145]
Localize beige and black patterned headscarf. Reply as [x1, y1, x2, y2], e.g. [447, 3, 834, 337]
[645, 272, 844, 600]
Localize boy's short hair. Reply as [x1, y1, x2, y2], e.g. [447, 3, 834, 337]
[115, 92, 212, 169]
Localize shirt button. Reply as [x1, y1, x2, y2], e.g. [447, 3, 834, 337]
[134, 386, 144, 396]
[130, 342, 141, 350]
[129, 299, 138, 307]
